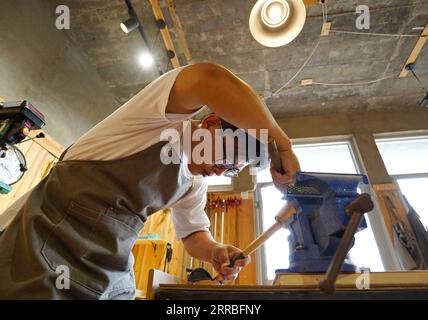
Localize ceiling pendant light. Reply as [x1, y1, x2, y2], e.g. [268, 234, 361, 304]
[249, 0, 306, 47]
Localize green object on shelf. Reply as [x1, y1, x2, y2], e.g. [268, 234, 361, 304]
[139, 234, 161, 240]
[0, 181, 12, 194]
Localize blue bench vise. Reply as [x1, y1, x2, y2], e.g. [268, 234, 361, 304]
[276, 172, 370, 274]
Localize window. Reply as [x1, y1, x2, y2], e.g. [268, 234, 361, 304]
[257, 141, 384, 282]
[205, 175, 233, 193]
[258, 184, 290, 280]
[376, 136, 428, 227]
[204, 175, 232, 186]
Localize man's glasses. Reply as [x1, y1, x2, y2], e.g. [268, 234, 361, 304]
[213, 120, 249, 178]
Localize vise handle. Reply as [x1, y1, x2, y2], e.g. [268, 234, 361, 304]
[319, 193, 374, 294]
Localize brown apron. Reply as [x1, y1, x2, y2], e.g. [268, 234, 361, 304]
[0, 141, 192, 299]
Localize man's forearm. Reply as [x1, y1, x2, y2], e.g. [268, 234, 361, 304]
[182, 230, 218, 262]
[182, 230, 250, 280]
[198, 66, 292, 151]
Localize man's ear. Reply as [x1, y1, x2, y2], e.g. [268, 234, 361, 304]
[201, 114, 221, 129]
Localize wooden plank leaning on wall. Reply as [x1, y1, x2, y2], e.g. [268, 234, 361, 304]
[372, 181, 425, 266]
[372, 183, 416, 245]
[372, 181, 428, 270]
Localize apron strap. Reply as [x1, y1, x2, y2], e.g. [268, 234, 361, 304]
[58, 144, 74, 162]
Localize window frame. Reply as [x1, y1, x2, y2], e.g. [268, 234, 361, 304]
[374, 134, 428, 227]
[206, 177, 234, 193]
[374, 134, 428, 179]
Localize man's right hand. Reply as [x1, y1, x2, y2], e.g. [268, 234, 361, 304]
[210, 244, 251, 282]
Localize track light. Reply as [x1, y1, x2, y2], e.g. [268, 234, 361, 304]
[120, 0, 163, 75]
[249, 0, 306, 47]
[139, 52, 154, 68]
[120, 17, 139, 34]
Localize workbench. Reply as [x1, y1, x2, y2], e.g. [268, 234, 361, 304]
[154, 285, 428, 300]
[149, 270, 428, 300]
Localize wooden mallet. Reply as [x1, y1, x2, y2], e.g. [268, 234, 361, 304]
[192, 202, 296, 284]
[225, 201, 297, 269]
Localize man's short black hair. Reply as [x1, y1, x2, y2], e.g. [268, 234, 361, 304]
[219, 119, 268, 170]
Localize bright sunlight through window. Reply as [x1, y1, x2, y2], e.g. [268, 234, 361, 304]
[204, 176, 232, 186]
[376, 137, 428, 228]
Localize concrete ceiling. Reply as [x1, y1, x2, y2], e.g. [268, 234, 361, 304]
[48, 0, 428, 118]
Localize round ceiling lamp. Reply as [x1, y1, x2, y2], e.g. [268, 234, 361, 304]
[249, 0, 307, 47]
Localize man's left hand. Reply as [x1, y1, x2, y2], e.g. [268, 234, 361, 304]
[270, 148, 301, 192]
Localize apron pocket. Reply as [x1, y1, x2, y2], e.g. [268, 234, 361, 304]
[41, 201, 141, 296]
[81, 206, 141, 272]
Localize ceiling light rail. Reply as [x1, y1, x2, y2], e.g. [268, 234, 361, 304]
[120, 0, 180, 74]
[148, 0, 181, 69]
[120, 0, 164, 75]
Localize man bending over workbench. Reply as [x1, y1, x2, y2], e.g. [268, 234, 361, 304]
[0, 62, 300, 299]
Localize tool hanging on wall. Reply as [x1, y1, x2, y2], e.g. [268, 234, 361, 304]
[186, 195, 244, 282]
[206, 197, 242, 209]
[0, 101, 46, 194]
[206, 197, 242, 244]
[163, 243, 173, 273]
[213, 198, 219, 243]
[220, 199, 225, 244]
